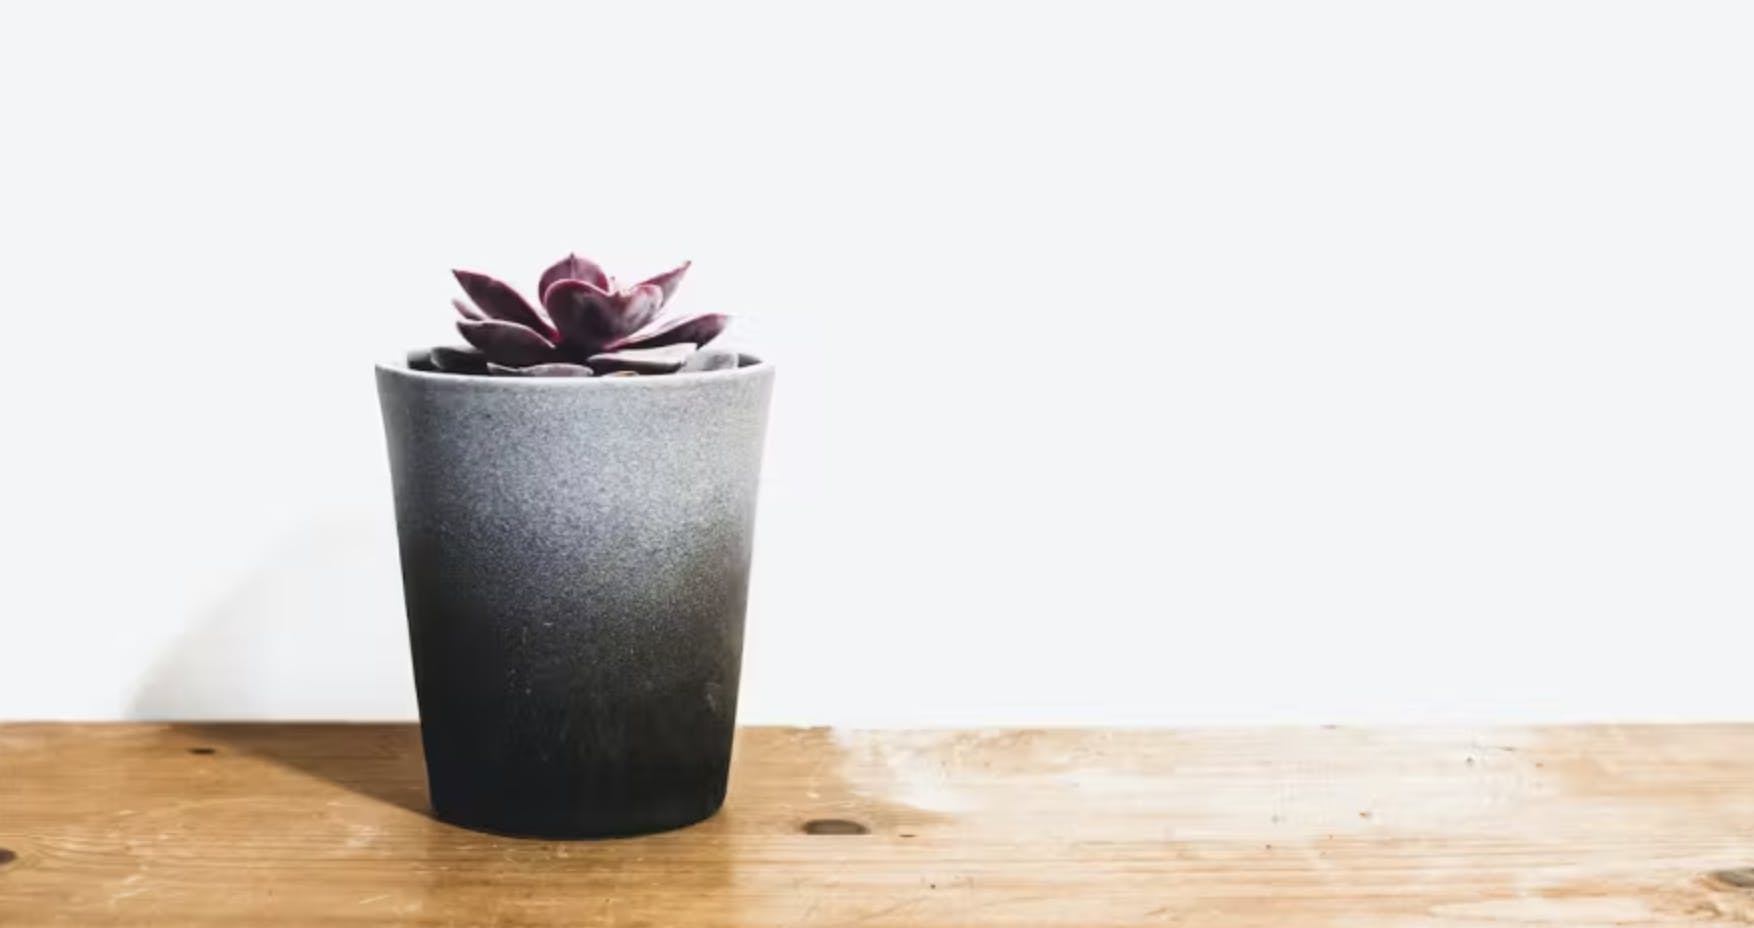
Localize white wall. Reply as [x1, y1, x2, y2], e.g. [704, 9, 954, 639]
[2, 1, 1750, 725]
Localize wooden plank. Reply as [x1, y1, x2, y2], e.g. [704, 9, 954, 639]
[2, 723, 1753, 925]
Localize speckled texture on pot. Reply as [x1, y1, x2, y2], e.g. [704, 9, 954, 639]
[375, 353, 774, 838]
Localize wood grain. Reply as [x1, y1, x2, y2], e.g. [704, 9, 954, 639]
[2, 723, 1753, 925]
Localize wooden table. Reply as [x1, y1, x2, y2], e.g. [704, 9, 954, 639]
[2, 724, 1753, 925]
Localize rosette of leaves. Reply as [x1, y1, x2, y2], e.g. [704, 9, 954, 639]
[429, 254, 733, 377]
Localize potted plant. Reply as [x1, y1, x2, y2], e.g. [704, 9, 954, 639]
[375, 253, 773, 838]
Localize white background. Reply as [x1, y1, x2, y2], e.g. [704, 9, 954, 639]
[1, 2, 1749, 725]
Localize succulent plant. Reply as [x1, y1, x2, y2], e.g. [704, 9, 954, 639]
[431, 254, 732, 377]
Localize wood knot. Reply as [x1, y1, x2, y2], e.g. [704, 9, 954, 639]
[1709, 868, 1754, 890]
[0, 848, 16, 866]
[187, 747, 217, 755]
[802, 818, 869, 835]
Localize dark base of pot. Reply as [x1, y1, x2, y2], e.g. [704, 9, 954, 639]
[430, 792, 727, 840]
[422, 753, 734, 840]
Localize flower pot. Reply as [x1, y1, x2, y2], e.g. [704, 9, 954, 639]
[375, 352, 774, 838]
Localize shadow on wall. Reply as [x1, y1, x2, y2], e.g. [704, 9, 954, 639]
[128, 509, 416, 720]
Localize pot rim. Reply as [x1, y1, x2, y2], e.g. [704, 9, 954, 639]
[377, 348, 771, 389]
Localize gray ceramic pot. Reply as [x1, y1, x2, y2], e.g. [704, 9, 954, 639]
[375, 351, 774, 838]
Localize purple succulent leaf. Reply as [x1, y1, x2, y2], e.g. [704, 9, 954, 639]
[619, 283, 664, 335]
[429, 345, 488, 373]
[452, 270, 558, 341]
[587, 342, 697, 375]
[679, 348, 740, 373]
[542, 279, 623, 349]
[487, 362, 596, 377]
[451, 298, 488, 321]
[603, 312, 729, 352]
[633, 261, 691, 307]
[456, 319, 559, 367]
[537, 253, 610, 301]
